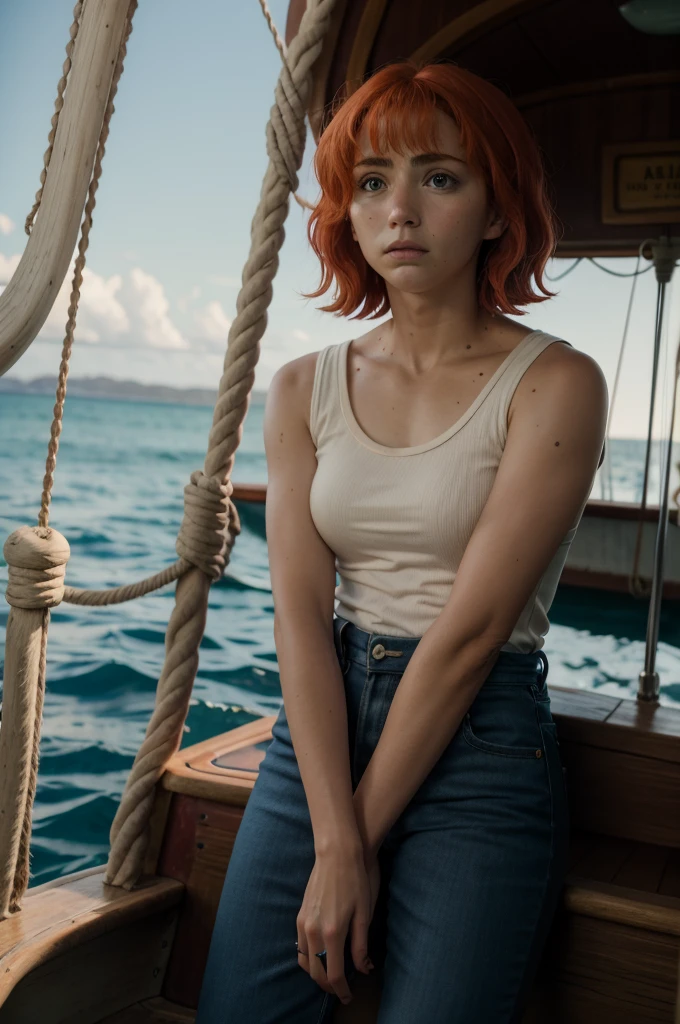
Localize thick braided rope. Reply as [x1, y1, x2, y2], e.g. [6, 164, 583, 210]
[10, 608, 49, 912]
[257, 0, 316, 217]
[104, 0, 339, 889]
[0, 526, 69, 919]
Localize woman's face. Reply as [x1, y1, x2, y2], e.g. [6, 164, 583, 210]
[348, 108, 505, 301]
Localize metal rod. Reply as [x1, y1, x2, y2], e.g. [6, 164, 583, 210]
[637, 235, 680, 702]
[637, 286, 666, 540]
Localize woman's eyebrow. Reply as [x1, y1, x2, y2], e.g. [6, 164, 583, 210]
[353, 152, 467, 169]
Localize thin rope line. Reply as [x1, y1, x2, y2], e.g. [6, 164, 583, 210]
[258, 0, 288, 61]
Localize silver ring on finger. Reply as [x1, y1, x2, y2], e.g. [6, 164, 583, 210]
[295, 940, 308, 957]
[315, 949, 328, 972]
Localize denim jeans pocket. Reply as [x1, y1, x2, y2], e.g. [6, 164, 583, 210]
[462, 685, 544, 759]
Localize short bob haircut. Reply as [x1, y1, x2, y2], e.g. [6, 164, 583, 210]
[303, 61, 560, 320]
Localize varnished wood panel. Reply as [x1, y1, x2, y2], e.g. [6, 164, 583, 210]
[0, 909, 178, 1024]
[157, 795, 242, 1008]
[560, 743, 680, 847]
[531, 909, 680, 1023]
[0, 871, 184, 1008]
[550, 691, 680, 763]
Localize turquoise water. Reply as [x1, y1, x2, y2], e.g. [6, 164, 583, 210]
[1, 392, 680, 887]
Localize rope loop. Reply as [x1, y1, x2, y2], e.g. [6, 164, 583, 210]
[175, 470, 241, 581]
[4, 525, 70, 609]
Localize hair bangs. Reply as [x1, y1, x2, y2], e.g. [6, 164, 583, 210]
[354, 81, 443, 162]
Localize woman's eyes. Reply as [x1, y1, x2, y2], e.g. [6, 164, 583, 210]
[428, 172, 459, 189]
[360, 176, 386, 192]
[358, 172, 459, 192]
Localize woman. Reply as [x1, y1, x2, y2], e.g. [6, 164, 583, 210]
[196, 61, 608, 1023]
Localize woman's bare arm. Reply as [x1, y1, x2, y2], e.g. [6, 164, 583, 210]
[263, 354, 362, 857]
[351, 344, 608, 858]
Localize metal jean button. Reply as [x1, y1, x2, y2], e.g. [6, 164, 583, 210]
[372, 644, 386, 659]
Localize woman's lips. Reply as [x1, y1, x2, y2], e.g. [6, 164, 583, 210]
[386, 247, 428, 260]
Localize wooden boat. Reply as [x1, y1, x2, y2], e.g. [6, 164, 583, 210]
[1, 1, 680, 1022]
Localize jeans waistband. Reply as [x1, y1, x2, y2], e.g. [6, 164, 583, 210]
[333, 614, 548, 687]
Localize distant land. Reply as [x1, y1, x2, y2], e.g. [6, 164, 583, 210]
[0, 375, 268, 406]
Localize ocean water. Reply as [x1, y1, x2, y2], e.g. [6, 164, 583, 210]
[1, 392, 680, 887]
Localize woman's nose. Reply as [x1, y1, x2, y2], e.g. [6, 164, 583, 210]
[387, 185, 421, 228]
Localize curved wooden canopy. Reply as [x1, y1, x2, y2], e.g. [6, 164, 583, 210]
[286, 0, 680, 257]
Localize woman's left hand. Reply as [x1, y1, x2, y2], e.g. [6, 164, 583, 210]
[296, 845, 377, 1005]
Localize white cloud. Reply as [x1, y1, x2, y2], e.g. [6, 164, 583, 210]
[291, 328, 309, 341]
[129, 267, 188, 350]
[177, 284, 201, 313]
[2, 257, 187, 351]
[0, 213, 15, 235]
[193, 299, 231, 347]
[40, 261, 129, 344]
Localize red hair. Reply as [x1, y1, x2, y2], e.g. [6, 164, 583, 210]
[303, 61, 560, 319]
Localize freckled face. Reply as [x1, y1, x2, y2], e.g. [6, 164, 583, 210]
[348, 109, 505, 297]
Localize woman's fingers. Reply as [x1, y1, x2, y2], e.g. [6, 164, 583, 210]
[307, 928, 332, 994]
[301, 924, 352, 1003]
[296, 929, 310, 975]
[350, 909, 374, 976]
[322, 928, 353, 1005]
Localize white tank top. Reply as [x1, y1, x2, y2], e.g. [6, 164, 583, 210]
[309, 329, 583, 651]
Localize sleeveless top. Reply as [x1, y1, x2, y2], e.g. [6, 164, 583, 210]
[309, 329, 584, 652]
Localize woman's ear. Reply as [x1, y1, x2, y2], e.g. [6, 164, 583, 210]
[485, 207, 507, 241]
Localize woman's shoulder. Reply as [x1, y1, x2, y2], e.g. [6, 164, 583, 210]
[508, 331, 608, 430]
[280, 340, 344, 394]
[530, 332, 606, 384]
[270, 341, 349, 437]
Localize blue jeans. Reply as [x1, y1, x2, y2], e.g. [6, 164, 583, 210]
[196, 615, 570, 1023]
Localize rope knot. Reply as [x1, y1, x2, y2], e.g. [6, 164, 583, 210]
[3, 525, 71, 609]
[175, 470, 240, 581]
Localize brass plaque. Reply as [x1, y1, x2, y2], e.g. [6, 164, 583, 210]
[602, 141, 680, 224]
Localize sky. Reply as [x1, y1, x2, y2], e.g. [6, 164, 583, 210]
[1, 0, 678, 440]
